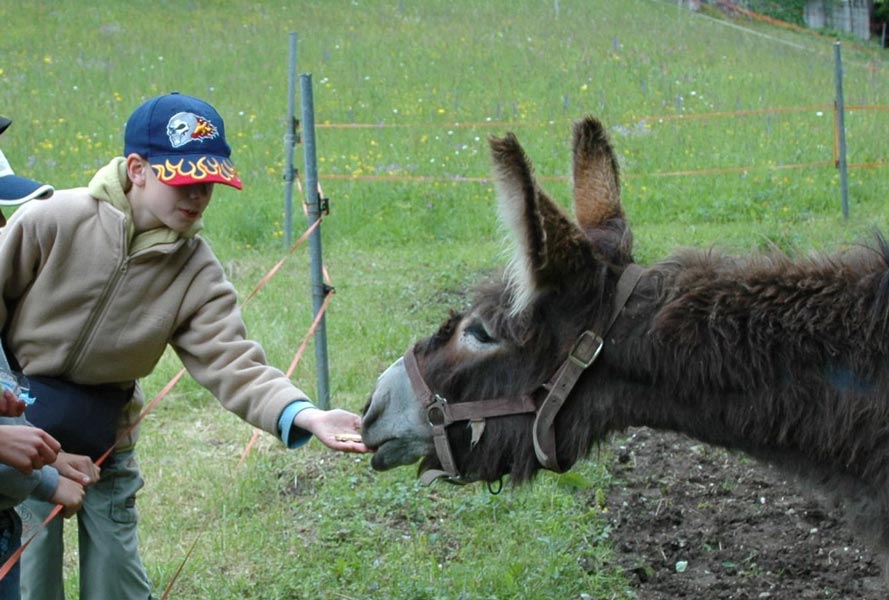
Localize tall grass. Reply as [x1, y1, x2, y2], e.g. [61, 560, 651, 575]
[2, 1, 889, 597]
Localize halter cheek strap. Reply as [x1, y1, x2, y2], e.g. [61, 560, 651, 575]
[532, 331, 604, 472]
[403, 347, 462, 484]
[533, 262, 643, 472]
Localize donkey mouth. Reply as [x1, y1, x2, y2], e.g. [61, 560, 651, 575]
[369, 438, 427, 472]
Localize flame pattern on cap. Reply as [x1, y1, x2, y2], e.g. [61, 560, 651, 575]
[152, 157, 241, 188]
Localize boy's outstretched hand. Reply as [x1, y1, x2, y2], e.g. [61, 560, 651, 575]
[294, 407, 370, 453]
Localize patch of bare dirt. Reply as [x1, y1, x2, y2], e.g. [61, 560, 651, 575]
[601, 427, 885, 599]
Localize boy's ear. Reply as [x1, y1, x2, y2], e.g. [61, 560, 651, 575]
[125, 154, 149, 187]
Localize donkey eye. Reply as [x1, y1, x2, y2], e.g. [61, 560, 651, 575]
[465, 322, 495, 344]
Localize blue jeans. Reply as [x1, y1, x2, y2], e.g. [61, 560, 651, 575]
[0, 508, 22, 600]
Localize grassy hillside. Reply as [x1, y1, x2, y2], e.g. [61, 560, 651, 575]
[2, 1, 888, 597]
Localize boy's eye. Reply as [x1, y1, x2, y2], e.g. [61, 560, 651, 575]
[465, 322, 495, 344]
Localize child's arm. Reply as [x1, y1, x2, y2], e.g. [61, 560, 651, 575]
[0, 457, 91, 518]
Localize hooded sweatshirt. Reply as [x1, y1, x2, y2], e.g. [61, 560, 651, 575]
[0, 158, 313, 451]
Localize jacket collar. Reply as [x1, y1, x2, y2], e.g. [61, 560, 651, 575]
[88, 158, 202, 254]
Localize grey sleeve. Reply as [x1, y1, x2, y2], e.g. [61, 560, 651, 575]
[0, 464, 59, 509]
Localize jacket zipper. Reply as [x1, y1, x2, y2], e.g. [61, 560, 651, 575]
[60, 226, 131, 375]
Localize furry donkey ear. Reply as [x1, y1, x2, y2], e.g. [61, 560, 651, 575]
[572, 116, 632, 261]
[572, 116, 623, 228]
[490, 132, 590, 315]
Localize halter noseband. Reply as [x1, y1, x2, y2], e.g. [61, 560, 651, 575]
[404, 263, 644, 486]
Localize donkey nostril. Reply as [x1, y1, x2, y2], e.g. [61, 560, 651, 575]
[361, 392, 384, 430]
[361, 396, 372, 417]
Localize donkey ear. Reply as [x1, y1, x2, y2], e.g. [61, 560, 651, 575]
[490, 132, 588, 315]
[571, 116, 632, 261]
[572, 116, 624, 229]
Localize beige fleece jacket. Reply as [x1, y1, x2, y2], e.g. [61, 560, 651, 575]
[0, 158, 310, 449]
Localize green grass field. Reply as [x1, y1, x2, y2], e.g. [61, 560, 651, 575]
[3, 1, 889, 598]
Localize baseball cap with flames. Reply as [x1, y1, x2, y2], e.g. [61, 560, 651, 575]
[124, 92, 242, 190]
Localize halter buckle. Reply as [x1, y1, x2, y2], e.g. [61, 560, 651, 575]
[427, 394, 449, 427]
[568, 330, 604, 369]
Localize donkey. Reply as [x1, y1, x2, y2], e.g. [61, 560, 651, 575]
[360, 115, 889, 564]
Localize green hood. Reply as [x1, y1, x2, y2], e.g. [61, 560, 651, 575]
[88, 158, 202, 254]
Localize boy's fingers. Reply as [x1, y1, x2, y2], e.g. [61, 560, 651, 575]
[34, 431, 62, 468]
[0, 389, 25, 417]
[42, 431, 62, 454]
[37, 445, 58, 467]
[331, 434, 370, 453]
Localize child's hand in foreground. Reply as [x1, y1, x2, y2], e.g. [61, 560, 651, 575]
[55, 452, 101, 487]
[0, 424, 60, 474]
[52, 476, 86, 518]
[0, 389, 25, 417]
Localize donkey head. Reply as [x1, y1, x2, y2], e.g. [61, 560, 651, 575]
[361, 117, 634, 484]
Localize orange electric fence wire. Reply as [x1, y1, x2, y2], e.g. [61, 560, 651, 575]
[315, 104, 838, 131]
[314, 103, 887, 183]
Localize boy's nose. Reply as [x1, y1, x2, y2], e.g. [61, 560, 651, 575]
[189, 183, 209, 199]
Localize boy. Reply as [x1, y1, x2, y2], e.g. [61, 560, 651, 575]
[7, 93, 368, 599]
[0, 116, 99, 600]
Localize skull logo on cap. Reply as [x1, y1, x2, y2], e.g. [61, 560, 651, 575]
[166, 111, 219, 148]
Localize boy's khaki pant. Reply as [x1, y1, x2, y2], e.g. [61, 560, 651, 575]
[18, 450, 152, 600]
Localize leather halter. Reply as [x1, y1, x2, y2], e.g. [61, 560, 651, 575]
[403, 263, 644, 485]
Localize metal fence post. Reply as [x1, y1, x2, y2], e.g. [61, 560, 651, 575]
[299, 73, 330, 409]
[283, 33, 298, 248]
[833, 41, 849, 219]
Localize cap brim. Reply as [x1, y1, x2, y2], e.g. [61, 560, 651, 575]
[149, 155, 242, 190]
[0, 175, 54, 205]
[0, 117, 11, 137]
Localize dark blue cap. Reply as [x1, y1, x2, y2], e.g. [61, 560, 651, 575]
[124, 93, 242, 190]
